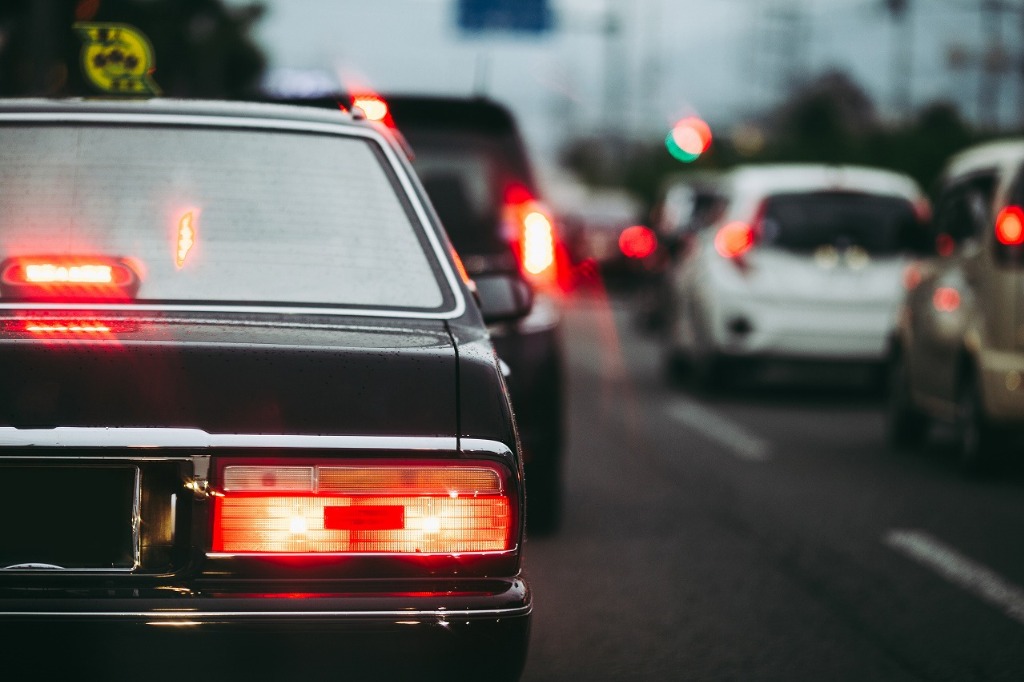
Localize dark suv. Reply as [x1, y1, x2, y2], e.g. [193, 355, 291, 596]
[270, 94, 567, 532]
[385, 95, 566, 533]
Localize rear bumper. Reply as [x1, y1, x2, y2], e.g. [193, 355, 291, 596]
[1, 584, 531, 681]
[709, 294, 895, 361]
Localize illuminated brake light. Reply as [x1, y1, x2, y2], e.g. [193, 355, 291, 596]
[25, 263, 112, 283]
[995, 206, 1024, 246]
[1, 318, 138, 334]
[176, 212, 196, 268]
[619, 225, 657, 259]
[212, 462, 514, 554]
[25, 322, 111, 333]
[0, 256, 140, 300]
[522, 211, 555, 275]
[714, 221, 755, 259]
[933, 286, 961, 313]
[902, 263, 923, 290]
[352, 95, 389, 123]
[504, 185, 559, 285]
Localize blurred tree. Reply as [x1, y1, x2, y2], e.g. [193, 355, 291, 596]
[0, 0, 265, 98]
[767, 69, 877, 164]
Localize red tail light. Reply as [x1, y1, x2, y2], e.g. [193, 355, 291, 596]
[352, 94, 390, 124]
[995, 206, 1024, 246]
[212, 460, 515, 554]
[504, 185, 560, 287]
[714, 222, 756, 259]
[933, 286, 961, 313]
[902, 263, 923, 290]
[0, 256, 140, 300]
[619, 225, 658, 259]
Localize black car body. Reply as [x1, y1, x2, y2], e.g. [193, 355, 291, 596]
[0, 99, 529, 680]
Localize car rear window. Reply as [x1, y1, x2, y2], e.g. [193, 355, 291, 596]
[405, 130, 526, 256]
[760, 191, 921, 255]
[0, 123, 447, 311]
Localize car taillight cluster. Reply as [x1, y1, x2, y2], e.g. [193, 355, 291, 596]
[212, 460, 514, 555]
[504, 185, 560, 288]
[618, 225, 657, 259]
[714, 221, 756, 259]
[994, 206, 1024, 266]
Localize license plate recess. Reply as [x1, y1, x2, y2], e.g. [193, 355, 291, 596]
[0, 465, 139, 571]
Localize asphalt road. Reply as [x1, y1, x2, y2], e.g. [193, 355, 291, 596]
[520, 291, 1024, 681]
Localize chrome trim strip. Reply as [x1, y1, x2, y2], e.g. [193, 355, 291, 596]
[130, 466, 142, 571]
[0, 111, 466, 321]
[459, 439, 515, 458]
[0, 428, 459, 452]
[0, 316, 447, 334]
[0, 605, 533, 620]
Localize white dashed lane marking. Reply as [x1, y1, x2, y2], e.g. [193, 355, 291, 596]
[664, 399, 771, 462]
[885, 528, 1024, 626]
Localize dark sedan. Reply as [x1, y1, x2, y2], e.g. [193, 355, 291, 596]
[0, 99, 530, 680]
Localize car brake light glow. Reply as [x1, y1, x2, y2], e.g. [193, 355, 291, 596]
[619, 225, 657, 259]
[0, 256, 140, 300]
[352, 95, 389, 123]
[902, 263, 923, 290]
[995, 206, 1024, 246]
[504, 185, 559, 286]
[0, 318, 139, 334]
[714, 221, 756, 259]
[936, 233, 956, 257]
[24, 263, 112, 283]
[522, 210, 556, 275]
[933, 286, 961, 313]
[212, 462, 513, 554]
[23, 321, 111, 333]
[176, 212, 196, 268]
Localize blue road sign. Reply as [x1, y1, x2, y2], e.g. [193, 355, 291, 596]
[457, 0, 554, 34]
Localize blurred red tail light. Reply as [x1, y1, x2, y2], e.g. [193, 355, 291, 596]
[504, 185, 562, 288]
[352, 94, 390, 124]
[714, 222, 756, 259]
[0, 256, 140, 300]
[619, 225, 658, 259]
[995, 206, 1024, 246]
[212, 460, 515, 554]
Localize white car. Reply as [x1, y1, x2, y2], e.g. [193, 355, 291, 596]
[663, 164, 929, 388]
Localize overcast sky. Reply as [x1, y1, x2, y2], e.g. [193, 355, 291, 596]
[241, 0, 1020, 161]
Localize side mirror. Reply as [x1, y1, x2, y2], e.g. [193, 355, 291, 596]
[474, 273, 534, 324]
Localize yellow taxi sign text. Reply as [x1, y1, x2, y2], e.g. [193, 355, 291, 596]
[74, 23, 161, 96]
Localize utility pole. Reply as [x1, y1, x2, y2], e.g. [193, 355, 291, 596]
[601, 0, 626, 136]
[885, 0, 913, 121]
[1019, 0, 1024, 128]
[978, 0, 1009, 129]
[764, 0, 810, 94]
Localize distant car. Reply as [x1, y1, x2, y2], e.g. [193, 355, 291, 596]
[886, 139, 1024, 469]
[0, 99, 530, 680]
[559, 188, 651, 287]
[663, 164, 929, 389]
[635, 172, 724, 330]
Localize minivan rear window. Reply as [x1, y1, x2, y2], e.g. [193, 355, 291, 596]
[760, 191, 921, 255]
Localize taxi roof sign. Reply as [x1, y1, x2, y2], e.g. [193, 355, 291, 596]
[74, 23, 161, 96]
